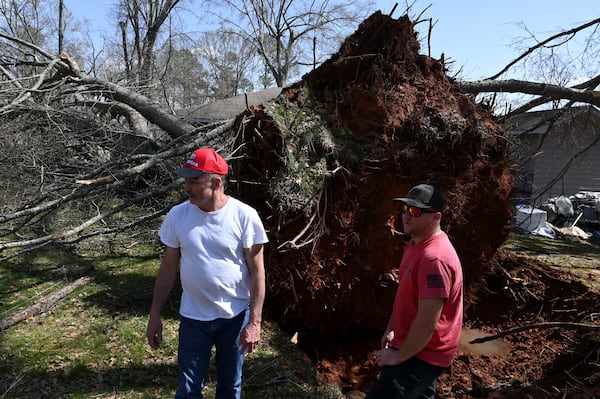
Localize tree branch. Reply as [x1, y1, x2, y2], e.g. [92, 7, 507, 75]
[458, 79, 600, 107]
[0, 277, 91, 331]
[487, 18, 600, 80]
[469, 322, 600, 344]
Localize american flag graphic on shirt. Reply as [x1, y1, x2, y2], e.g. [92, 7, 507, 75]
[427, 274, 445, 289]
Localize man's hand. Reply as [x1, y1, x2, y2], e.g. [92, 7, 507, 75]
[146, 316, 163, 349]
[373, 348, 401, 367]
[239, 321, 261, 354]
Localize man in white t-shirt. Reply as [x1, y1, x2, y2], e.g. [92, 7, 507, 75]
[146, 147, 268, 399]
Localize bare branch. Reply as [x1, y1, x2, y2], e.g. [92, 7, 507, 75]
[487, 17, 600, 80]
[0, 179, 180, 252]
[0, 277, 92, 331]
[469, 322, 600, 344]
[506, 73, 600, 116]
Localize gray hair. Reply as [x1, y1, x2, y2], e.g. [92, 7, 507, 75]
[205, 173, 228, 190]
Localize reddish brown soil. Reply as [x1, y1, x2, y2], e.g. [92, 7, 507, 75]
[308, 250, 600, 399]
[230, 11, 600, 398]
[434, 251, 600, 399]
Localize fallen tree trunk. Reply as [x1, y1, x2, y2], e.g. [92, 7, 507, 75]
[459, 79, 600, 107]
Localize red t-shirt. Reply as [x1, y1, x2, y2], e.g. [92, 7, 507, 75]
[390, 232, 463, 367]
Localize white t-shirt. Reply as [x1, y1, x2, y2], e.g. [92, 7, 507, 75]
[158, 197, 268, 321]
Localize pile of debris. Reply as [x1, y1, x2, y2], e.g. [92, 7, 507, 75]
[515, 191, 600, 240]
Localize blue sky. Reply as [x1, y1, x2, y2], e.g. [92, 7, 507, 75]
[64, 0, 599, 81]
[401, 0, 600, 80]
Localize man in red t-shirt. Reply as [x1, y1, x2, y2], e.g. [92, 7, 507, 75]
[366, 184, 463, 399]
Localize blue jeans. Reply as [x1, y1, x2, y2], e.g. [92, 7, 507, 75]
[175, 308, 249, 399]
[365, 356, 446, 399]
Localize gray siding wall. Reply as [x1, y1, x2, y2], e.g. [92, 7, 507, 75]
[512, 111, 600, 203]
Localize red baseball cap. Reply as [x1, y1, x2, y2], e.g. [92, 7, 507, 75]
[175, 148, 229, 178]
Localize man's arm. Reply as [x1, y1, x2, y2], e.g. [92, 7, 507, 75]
[146, 246, 180, 349]
[239, 243, 265, 354]
[376, 297, 444, 366]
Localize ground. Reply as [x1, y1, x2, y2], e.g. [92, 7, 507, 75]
[436, 244, 600, 399]
[304, 235, 600, 399]
[226, 11, 599, 398]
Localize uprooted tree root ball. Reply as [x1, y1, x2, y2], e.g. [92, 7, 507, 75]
[225, 11, 598, 399]
[232, 11, 514, 333]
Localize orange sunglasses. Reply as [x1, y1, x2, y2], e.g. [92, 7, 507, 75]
[399, 203, 437, 217]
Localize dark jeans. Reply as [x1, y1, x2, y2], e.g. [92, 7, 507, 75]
[366, 356, 446, 399]
[175, 308, 249, 399]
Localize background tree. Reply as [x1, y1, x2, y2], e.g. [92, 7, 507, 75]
[159, 47, 209, 110]
[115, 0, 183, 95]
[214, 0, 372, 86]
[197, 29, 256, 100]
[0, 0, 50, 47]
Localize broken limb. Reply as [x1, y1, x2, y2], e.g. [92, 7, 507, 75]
[469, 322, 600, 344]
[0, 276, 91, 331]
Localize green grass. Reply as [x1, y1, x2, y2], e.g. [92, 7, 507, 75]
[0, 243, 343, 399]
[502, 229, 600, 291]
[503, 229, 600, 268]
[5, 229, 596, 398]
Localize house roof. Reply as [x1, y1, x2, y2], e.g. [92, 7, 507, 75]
[507, 105, 600, 135]
[179, 87, 283, 123]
